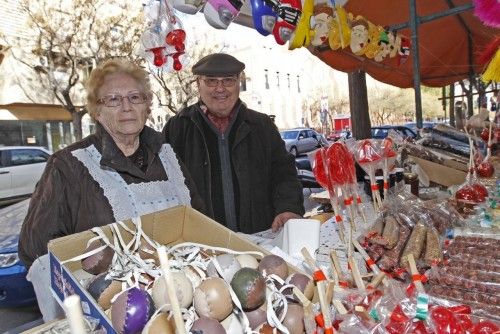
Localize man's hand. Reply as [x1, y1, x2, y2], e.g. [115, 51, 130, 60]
[271, 211, 302, 232]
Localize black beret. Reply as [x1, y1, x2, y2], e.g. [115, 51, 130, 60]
[192, 53, 245, 76]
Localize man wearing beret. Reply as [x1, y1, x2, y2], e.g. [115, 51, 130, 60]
[163, 53, 304, 233]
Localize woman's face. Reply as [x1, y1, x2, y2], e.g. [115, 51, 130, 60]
[95, 72, 150, 141]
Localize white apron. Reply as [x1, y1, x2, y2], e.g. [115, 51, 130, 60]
[28, 143, 191, 322]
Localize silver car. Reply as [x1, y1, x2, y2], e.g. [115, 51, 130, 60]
[280, 128, 326, 156]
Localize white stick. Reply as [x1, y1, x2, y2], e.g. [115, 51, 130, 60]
[317, 280, 333, 330]
[348, 256, 366, 292]
[63, 295, 86, 334]
[407, 254, 425, 294]
[158, 247, 187, 334]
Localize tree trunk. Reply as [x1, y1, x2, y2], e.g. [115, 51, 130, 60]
[348, 70, 371, 139]
[72, 111, 83, 141]
[449, 83, 455, 127]
[467, 80, 474, 117]
[455, 102, 465, 131]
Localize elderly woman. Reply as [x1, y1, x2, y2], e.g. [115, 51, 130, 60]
[18, 59, 204, 321]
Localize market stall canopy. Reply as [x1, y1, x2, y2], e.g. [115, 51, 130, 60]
[0, 103, 72, 121]
[236, 0, 499, 88]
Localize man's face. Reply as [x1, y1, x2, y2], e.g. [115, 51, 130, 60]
[198, 75, 240, 117]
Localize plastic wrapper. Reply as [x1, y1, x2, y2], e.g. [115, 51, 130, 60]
[424, 228, 443, 266]
[400, 222, 427, 267]
[381, 215, 400, 249]
[378, 222, 411, 272]
[428, 285, 500, 321]
[359, 185, 447, 279]
[429, 266, 500, 295]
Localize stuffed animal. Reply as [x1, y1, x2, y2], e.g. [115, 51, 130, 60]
[374, 30, 392, 62]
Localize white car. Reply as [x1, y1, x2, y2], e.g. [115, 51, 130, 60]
[0, 146, 51, 204]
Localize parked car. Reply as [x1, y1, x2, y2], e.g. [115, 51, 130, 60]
[0, 199, 36, 307]
[371, 125, 417, 139]
[326, 129, 352, 142]
[0, 146, 51, 205]
[280, 128, 327, 156]
[404, 121, 436, 134]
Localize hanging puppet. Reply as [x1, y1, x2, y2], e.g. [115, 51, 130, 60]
[311, 4, 334, 50]
[349, 16, 370, 55]
[288, 0, 314, 50]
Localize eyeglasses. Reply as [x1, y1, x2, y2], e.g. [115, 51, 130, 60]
[201, 77, 239, 88]
[97, 92, 148, 107]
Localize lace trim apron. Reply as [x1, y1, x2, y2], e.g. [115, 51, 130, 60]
[71, 143, 191, 221]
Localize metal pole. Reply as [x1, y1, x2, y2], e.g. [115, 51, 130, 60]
[409, 0, 423, 128]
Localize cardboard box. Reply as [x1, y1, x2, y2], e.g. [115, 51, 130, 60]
[48, 205, 272, 333]
[409, 155, 467, 187]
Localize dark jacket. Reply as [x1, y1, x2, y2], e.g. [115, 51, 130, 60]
[19, 124, 205, 268]
[163, 101, 304, 233]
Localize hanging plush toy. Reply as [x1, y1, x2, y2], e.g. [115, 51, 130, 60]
[140, 0, 188, 71]
[204, 0, 244, 29]
[250, 0, 277, 36]
[389, 32, 402, 58]
[172, 0, 206, 14]
[374, 30, 392, 62]
[288, 0, 314, 49]
[349, 16, 370, 55]
[473, 0, 500, 28]
[310, 5, 334, 48]
[363, 23, 383, 59]
[479, 37, 500, 83]
[272, 0, 302, 45]
[397, 36, 411, 65]
[328, 5, 350, 50]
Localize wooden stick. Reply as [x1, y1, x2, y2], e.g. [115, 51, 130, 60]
[329, 251, 348, 287]
[158, 247, 187, 334]
[328, 253, 340, 286]
[301, 247, 327, 282]
[325, 280, 335, 305]
[63, 295, 86, 334]
[317, 280, 333, 332]
[293, 287, 316, 334]
[352, 239, 382, 275]
[367, 272, 386, 289]
[352, 187, 368, 224]
[406, 254, 425, 294]
[348, 256, 366, 292]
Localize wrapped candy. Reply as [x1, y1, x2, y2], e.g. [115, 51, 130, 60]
[380, 137, 398, 199]
[140, 0, 188, 71]
[312, 147, 347, 242]
[353, 139, 384, 211]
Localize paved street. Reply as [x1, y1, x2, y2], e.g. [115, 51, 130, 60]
[0, 305, 42, 333]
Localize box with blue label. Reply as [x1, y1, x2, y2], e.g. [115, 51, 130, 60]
[48, 205, 271, 333]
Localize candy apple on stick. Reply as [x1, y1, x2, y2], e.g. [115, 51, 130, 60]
[477, 110, 496, 178]
[313, 148, 346, 242]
